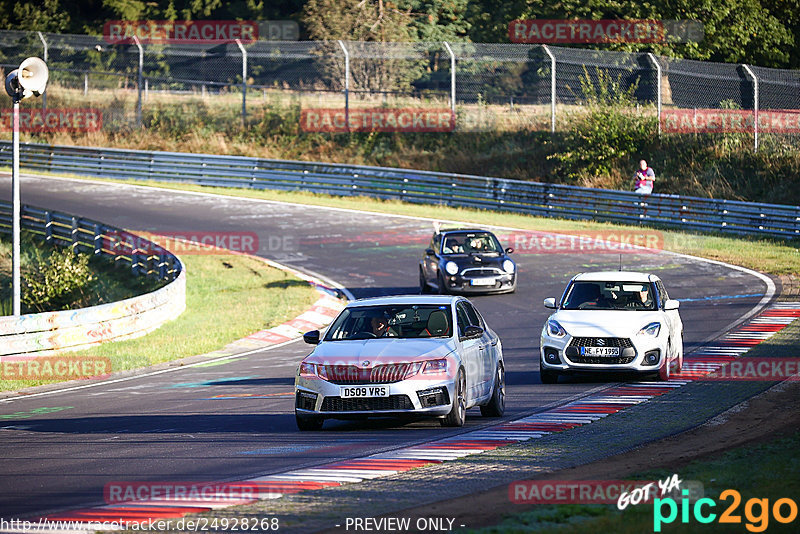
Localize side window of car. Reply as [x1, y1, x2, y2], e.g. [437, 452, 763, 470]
[455, 303, 471, 337]
[654, 281, 667, 308]
[463, 301, 484, 329]
[658, 281, 670, 302]
[431, 234, 441, 254]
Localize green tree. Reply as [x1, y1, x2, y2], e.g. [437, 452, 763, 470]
[465, 0, 796, 68]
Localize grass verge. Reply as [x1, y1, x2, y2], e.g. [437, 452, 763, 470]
[461, 430, 800, 534]
[24, 172, 800, 277]
[0, 252, 319, 392]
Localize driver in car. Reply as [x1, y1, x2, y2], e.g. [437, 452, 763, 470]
[627, 287, 653, 308]
[469, 238, 486, 253]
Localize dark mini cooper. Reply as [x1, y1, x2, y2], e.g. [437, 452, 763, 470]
[419, 229, 516, 294]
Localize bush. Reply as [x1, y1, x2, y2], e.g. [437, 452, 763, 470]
[21, 247, 96, 313]
[548, 68, 657, 183]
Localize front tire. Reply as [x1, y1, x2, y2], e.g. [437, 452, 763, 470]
[437, 271, 449, 295]
[419, 267, 431, 294]
[540, 367, 559, 384]
[481, 364, 505, 417]
[441, 369, 466, 427]
[296, 414, 324, 431]
[658, 351, 671, 381]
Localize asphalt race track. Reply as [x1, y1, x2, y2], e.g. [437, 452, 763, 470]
[0, 174, 773, 521]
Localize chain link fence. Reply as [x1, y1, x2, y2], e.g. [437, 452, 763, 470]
[1, 30, 799, 146]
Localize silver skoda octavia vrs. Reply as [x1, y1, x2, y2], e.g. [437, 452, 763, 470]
[294, 295, 505, 430]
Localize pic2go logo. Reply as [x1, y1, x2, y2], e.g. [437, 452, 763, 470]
[654, 489, 798, 532]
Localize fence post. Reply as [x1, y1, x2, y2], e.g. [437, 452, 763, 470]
[37, 31, 47, 111]
[133, 36, 143, 128]
[44, 211, 53, 243]
[337, 40, 350, 131]
[84, 72, 88, 95]
[93, 224, 102, 255]
[443, 41, 456, 115]
[646, 52, 662, 136]
[70, 216, 79, 253]
[236, 39, 247, 126]
[542, 45, 556, 133]
[742, 64, 758, 150]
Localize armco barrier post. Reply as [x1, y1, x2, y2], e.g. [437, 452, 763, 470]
[71, 216, 79, 253]
[93, 224, 102, 255]
[44, 211, 52, 243]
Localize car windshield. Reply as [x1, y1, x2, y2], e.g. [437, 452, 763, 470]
[441, 233, 501, 255]
[324, 305, 453, 341]
[561, 281, 657, 311]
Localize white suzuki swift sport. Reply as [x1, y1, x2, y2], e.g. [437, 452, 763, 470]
[540, 271, 683, 383]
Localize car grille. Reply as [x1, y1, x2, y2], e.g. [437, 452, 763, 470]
[462, 267, 502, 278]
[321, 395, 414, 412]
[319, 364, 412, 385]
[569, 337, 634, 348]
[569, 355, 636, 364]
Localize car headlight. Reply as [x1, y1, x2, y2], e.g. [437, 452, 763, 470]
[404, 362, 424, 378]
[298, 362, 317, 377]
[502, 259, 515, 273]
[423, 359, 448, 374]
[546, 319, 567, 338]
[638, 322, 661, 337]
[444, 261, 459, 275]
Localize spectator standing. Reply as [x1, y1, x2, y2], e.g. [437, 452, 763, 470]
[634, 159, 655, 194]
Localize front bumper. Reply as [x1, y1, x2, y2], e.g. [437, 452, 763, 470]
[540, 333, 666, 374]
[295, 375, 455, 419]
[444, 272, 516, 294]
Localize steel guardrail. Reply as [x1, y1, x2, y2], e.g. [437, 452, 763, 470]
[1, 141, 799, 238]
[0, 198, 185, 355]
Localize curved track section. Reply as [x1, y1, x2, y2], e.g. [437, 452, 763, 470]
[0, 174, 773, 522]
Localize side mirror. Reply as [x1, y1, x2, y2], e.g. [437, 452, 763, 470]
[303, 330, 320, 345]
[505, 247, 514, 254]
[543, 297, 557, 309]
[664, 299, 680, 311]
[463, 325, 484, 340]
[425, 248, 436, 256]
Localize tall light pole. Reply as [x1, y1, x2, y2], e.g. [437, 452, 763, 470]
[4, 57, 49, 316]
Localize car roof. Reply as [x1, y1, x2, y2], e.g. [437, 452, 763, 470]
[439, 228, 496, 236]
[572, 271, 658, 283]
[345, 294, 459, 308]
